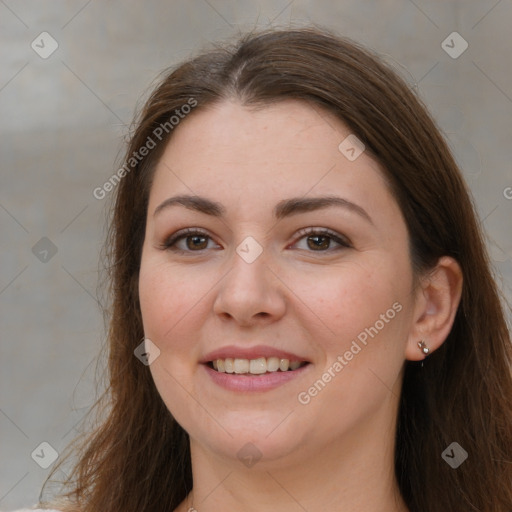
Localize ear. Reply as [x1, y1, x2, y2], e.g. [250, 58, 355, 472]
[405, 256, 463, 361]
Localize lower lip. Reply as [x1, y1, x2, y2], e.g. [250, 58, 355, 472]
[202, 363, 311, 392]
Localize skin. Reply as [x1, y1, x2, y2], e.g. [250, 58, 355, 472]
[138, 99, 462, 512]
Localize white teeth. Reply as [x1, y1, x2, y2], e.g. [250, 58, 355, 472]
[234, 358, 249, 374]
[212, 357, 306, 374]
[266, 357, 279, 372]
[249, 357, 267, 374]
[224, 358, 234, 373]
[279, 358, 290, 371]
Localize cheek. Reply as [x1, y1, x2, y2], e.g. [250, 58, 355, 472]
[290, 257, 407, 355]
[138, 256, 219, 363]
[139, 262, 175, 339]
[138, 258, 208, 420]
[292, 261, 410, 427]
[140, 257, 194, 327]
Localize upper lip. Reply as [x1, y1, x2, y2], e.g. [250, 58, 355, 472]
[200, 345, 310, 363]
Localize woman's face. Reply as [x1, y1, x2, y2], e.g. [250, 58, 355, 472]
[139, 99, 418, 467]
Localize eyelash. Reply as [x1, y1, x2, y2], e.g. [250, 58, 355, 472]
[160, 227, 352, 254]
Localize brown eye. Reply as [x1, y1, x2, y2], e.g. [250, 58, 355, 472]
[306, 234, 331, 251]
[184, 234, 209, 250]
[161, 229, 216, 253]
[294, 228, 352, 252]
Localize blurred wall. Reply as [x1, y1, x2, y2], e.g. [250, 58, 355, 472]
[1, 0, 511, 508]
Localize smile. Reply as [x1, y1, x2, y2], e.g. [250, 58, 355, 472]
[209, 357, 310, 375]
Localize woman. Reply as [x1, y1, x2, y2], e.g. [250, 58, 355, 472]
[24, 26, 511, 511]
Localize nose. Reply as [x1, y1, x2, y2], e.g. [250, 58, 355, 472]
[212, 242, 287, 326]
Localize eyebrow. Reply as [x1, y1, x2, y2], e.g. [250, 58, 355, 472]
[153, 194, 373, 224]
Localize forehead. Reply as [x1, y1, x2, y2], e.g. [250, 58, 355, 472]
[148, 99, 396, 222]
[158, 99, 352, 171]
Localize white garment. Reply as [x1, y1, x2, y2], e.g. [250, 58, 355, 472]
[7, 509, 62, 512]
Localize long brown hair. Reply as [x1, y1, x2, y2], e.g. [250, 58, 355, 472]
[41, 26, 512, 512]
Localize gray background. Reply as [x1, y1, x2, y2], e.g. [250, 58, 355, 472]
[1, 0, 511, 508]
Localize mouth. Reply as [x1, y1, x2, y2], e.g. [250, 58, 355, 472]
[207, 357, 310, 375]
[200, 345, 312, 391]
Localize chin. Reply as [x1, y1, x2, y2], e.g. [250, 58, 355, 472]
[186, 410, 315, 466]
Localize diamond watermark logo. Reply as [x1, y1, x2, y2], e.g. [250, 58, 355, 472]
[441, 32, 468, 59]
[237, 442, 262, 468]
[31, 32, 59, 59]
[236, 236, 263, 264]
[338, 134, 365, 161]
[31, 441, 59, 469]
[32, 237, 58, 263]
[134, 338, 161, 366]
[441, 441, 468, 468]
